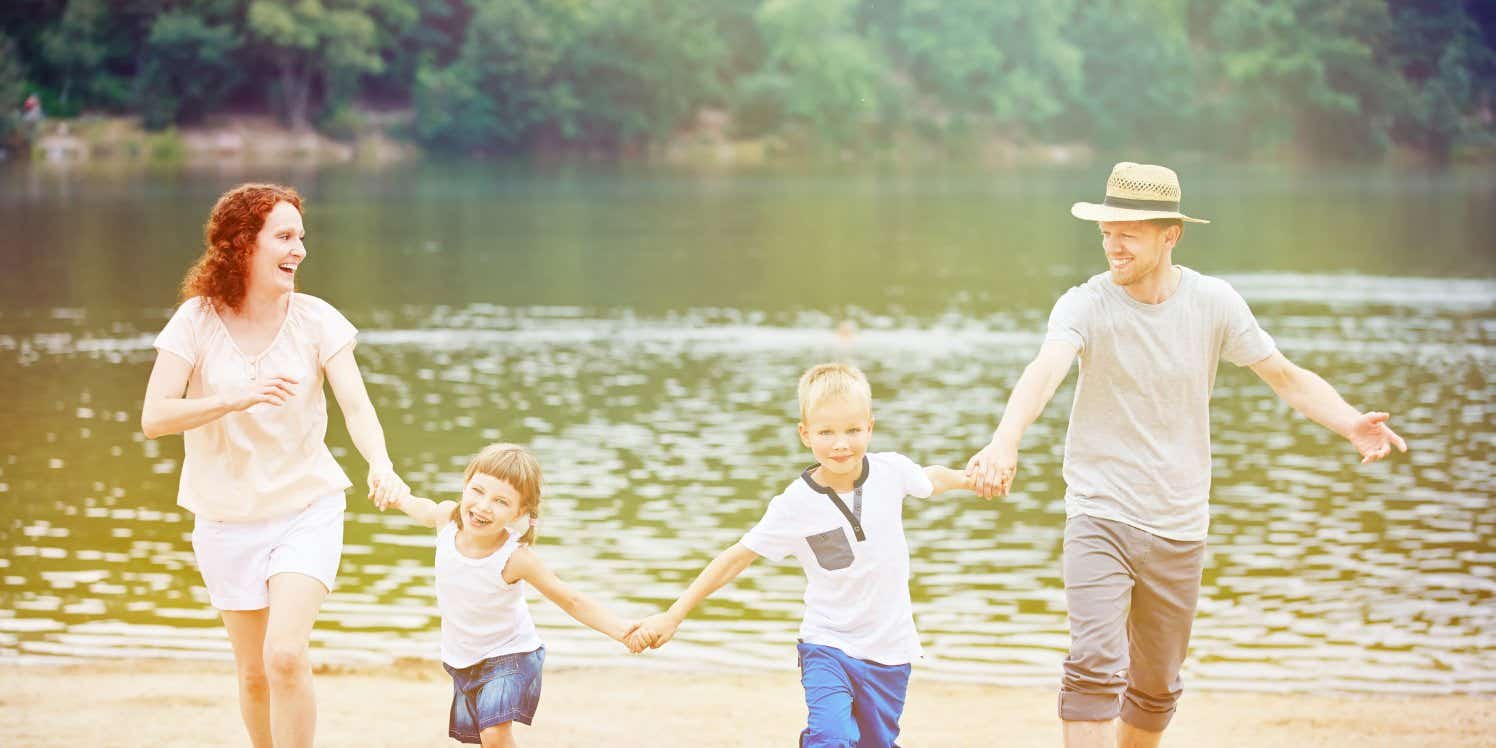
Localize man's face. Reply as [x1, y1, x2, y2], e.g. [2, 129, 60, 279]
[1099, 220, 1178, 286]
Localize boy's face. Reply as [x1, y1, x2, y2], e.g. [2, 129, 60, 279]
[798, 395, 875, 484]
[458, 473, 527, 539]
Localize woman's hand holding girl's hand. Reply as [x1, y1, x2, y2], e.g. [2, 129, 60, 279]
[222, 375, 299, 412]
[367, 466, 410, 511]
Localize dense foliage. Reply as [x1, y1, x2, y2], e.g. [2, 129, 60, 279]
[2, 0, 1492, 159]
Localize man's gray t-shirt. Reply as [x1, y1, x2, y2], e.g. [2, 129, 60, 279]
[1045, 266, 1276, 541]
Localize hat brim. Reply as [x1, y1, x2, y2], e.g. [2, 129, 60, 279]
[1071, 202, 1209, 224]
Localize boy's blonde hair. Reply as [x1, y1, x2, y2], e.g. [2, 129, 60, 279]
[797, 363, 872, 421]
[461, 443, 543, 545]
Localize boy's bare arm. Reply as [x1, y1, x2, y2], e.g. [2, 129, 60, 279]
[923, 465, 972, 497]
[629, 543, 759, 650]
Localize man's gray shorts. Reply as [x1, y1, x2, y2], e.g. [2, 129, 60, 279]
[1059, 514, 1205, 732]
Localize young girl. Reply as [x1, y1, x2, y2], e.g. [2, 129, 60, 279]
[382, 443, 639, 747]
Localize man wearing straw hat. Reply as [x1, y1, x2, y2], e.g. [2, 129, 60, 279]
[964, 162, 1406, 747]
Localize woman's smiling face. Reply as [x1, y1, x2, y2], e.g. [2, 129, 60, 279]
[248, 201, 306, 296]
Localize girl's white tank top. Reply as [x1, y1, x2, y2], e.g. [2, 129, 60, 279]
[435, 521, 542, 668]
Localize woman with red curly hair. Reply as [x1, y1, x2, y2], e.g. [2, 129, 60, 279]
[141, 183, 409, 748]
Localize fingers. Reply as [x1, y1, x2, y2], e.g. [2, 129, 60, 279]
[1388, 425, 1408, 452]
[1365, 411, 1389, 425]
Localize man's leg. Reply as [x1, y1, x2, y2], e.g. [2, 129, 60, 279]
[1059, 516, 1136, 748]
[1120, 532, 1206, 744]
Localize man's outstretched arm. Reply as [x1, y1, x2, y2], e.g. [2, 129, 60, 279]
[966, 340, 1079, 497]
[1248, 351, 1408, 463]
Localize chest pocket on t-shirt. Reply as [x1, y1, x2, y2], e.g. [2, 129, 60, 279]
[805, 528, 854, 571]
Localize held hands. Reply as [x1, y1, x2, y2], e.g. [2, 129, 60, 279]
[223, 375, 299, 412]
[965, 438, 1018, 499]
[1348, 411, 1408, 464]
[367, 466, 411, 510]
[623, 612, 680, 653]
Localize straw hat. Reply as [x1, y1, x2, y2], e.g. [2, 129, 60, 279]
[1070, 162, 1209, 224]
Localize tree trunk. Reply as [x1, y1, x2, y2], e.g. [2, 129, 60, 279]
[278, 56, 312, 131]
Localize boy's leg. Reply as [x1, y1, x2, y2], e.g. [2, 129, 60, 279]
[1120, 533, 1205, 736]
[1059, 516, 1136, 736]
[220, 609, 273, 748]
[798, 643, 859, 748]
[478, 721, 517, 748]
[848, 658, 912, 748]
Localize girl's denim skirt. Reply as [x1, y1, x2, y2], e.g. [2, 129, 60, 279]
[444, 646, 545, 743]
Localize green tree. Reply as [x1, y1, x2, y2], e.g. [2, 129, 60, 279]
[1382, 0, 1496, 160]
[1202, 0, 1399, 158]
[246, 0, 386, 130]
[869, 0, 1083, 136]
[740, 0, 885, 145]
[0, 33, 26, 143]
[136, 9, 243, 129]
[412, 0, 585, 152]
[38, 0, 122, 113]
[1056, 0, 1203, 149]
[567, 0, 725, 146]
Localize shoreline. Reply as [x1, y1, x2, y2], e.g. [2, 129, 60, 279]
[2, 658, 1490, 747]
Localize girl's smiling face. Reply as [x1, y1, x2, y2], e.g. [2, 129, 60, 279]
[458, 473, 527, 538]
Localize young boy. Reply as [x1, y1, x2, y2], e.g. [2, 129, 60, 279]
[627, 363, 971, 747]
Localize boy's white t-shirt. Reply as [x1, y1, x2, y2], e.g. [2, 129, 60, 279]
[739, 451, 934, 666]
[435, 520, 543, 669]
[152, 293, 356, 522]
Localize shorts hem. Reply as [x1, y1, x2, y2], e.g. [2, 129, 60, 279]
[265, 567, 336, 594]
[210, 595, 269, 612]
[449, 712, 533, 743]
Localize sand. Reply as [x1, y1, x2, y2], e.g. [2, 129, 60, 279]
[1, 659, 1490, 747]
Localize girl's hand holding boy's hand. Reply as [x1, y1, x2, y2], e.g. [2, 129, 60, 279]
[626, 613, 680, 651]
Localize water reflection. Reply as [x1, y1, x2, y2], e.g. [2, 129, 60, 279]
[0, 271, 1491, 693]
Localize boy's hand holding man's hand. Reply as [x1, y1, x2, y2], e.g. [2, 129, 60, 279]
[965, 438, 1018, 499]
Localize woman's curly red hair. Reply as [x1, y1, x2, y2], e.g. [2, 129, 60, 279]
[180, 184, 303, 312]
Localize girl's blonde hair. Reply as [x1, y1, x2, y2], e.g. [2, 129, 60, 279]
[460, 443, 543, 545]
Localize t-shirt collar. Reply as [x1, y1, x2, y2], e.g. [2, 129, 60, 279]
[799, 456, 870, 496]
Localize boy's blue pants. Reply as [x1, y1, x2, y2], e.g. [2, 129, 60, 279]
[797, 642, 912, 748]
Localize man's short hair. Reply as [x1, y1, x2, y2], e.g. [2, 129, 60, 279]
[797, 363, 872, 421]
[1148, 218, 1184, 232]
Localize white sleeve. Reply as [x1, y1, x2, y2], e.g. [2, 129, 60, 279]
[152, 298, 203, 366]
[739, 494, 799, 562]
[306, 295, 358, 365]
[885, 452, 933, 500]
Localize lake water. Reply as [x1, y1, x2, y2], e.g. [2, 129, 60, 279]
[1, 161, 1492, 694]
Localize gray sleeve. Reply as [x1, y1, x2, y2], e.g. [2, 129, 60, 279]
[1044, 287, 1089, 354]
[1219, 283, 1276, 367]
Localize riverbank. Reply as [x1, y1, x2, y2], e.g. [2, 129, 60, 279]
[25, 113, 417, 168]
[1, 659, 1489, 747]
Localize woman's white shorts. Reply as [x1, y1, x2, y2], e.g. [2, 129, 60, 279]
[190, 492, 346, 611]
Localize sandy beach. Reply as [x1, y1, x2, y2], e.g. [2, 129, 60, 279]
[1, 658, 1490, 747]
